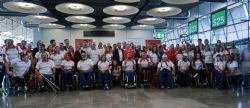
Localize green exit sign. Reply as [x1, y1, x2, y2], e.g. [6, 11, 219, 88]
[154, 32, 165, 39]
[211, 8, 227, 29]
[188, 19, 198, 35]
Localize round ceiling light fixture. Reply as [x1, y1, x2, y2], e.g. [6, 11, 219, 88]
[102, 24, 126, 29]
[103, 5, 139, 16]
[137, 17, 165, 24]
[146, 6, 182, 17]
[25, 15, 58, 23]
[65, 16, 95, 23]
[114, 0, 140, 3]
[3, 2, 47, 13]
[39, 23, 65, 29]
[161, 0, 199, 4]
[72, 24, 96, 29]
[103, 17, 131, 24]
[55, 3, 94, 14]
[131, 24, 154, 29]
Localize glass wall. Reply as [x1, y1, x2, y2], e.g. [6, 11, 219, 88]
[162, 0, 249, 47]
[0, 16, 33, 46]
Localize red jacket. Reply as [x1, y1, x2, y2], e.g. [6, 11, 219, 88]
[166, 50, 177, 64]
[123, 49, 135, 61]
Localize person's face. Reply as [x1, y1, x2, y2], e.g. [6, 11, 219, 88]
[118, 43, 121, 48]
[69, 47, 73, 52]
[142, 52, 147, 58]
[22, 55, 29, 62]
[48, 46, 53, 51]
[113, 61, 117, 65]
[198, 39, 202, 44]
[170, 45, 174, 50]
[55, 47, 60, 52]
[42, 53, 48, 60]
[28, 44, 32, 49]
[205, 39, 209, 44]
[39, 46, 44, 51]
[59, 44, 64, 48]
[81, 53, 87, 60]
[65, 54, 70, 60]
[101, 56, 106, 61]
[65, 39, 69, 45]
[21, 41, 26, 46]
[162, 57, 168, 61]
[7, 40, 13, 47]
[52, 41, 56, 46]
[92, 43, 96, 48]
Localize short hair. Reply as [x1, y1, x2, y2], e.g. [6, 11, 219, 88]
[50, 39, 55, 44]
[39, 43, 45, 48]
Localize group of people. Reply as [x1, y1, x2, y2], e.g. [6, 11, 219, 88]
[0, 38, 250, 93]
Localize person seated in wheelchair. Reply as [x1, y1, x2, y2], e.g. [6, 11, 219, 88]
[226, 54, 243, 89]
[109, 60, 121, 86]
[61, 53, 75, 87]
[122, 53, 136, 88]
[157, 55, 175, 89]
[214, 54, 226, 89]
[192, 52, 208, 86]
[138, 51, 152, 87]
[97, 55, 111, 90]
[77, 51, 94, 88]
[35, 52, 56, 91]
[177, 55, 190, 87]
[5, 54, 31, 92]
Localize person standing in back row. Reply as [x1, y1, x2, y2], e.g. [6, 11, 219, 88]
[242, 41, 250, 88]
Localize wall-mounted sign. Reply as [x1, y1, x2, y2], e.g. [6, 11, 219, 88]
[154, 32, 166, 39]
[188, 19, 198, 35]
[211, 8, 227, 29]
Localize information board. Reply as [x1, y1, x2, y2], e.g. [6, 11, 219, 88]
[211, 8, 227, 29]
[188, 19, 198, 35]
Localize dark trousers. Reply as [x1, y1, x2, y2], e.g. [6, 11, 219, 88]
[231, 74, 243, 88]
[79, 72, 92, 86]
[62, 71, 74, 86]
[112, 75, 121, 86]
[197, 69, 207, 84]
[125, 71, 136, 85]
[140, 68, 152, 84]
[55, 68, 61, 86]
[215, 71, 224, 88]
[98, 71, 111, 87]
[157, 70, 174, 88]
[177, 72, 190, 87]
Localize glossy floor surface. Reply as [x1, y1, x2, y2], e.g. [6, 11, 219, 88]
[0, 88, 250, 108]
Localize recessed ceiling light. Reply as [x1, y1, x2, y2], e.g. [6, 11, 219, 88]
[113, 5, 127, 12]
[55, 3, 94, 15]
[114, 0, 140, 3]
[112, 17, 122, 20]
[147, 6, 182, 17]
[103, 5, 139, 15]
[18, 2, 35, 10]
[76, 16, 87, 19]
[48, 23, 57, 26]
[139, 25, 146, 27]
[3, 2, 47, 13]
[131, 24, 154, 29]
[67, 3, 83, 11]
[162, 0, 198, 4]
[157, 7, 171, 13]
[103, 24, 126, 29]
[34, 15, 49, 19]
[79, 24, 88, 26]
[72, 24, 96, 29]
[145, 18, 157, 21]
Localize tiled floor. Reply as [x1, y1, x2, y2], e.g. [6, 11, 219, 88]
[1, 88, 250, 108]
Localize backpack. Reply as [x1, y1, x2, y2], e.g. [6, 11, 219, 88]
[160, 61, 172, 71]
[124, 59, 135, 66]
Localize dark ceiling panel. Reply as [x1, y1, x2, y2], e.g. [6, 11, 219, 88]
[1, 0, 202, 29]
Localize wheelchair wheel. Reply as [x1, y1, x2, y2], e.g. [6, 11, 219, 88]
[2, 75, 11, 95]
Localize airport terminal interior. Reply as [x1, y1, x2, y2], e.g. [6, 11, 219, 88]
[0, 0, 250, 108]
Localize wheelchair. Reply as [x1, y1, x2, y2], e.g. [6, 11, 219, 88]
[139, 68, 152, 88]
[78, 71, 95, 90]
[121, 71, 138, 89]
[157, 69, 175, 89]
[192, 70, 209, 88]
[2, 74, 29, 95]
[59, 71, 78, 91]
